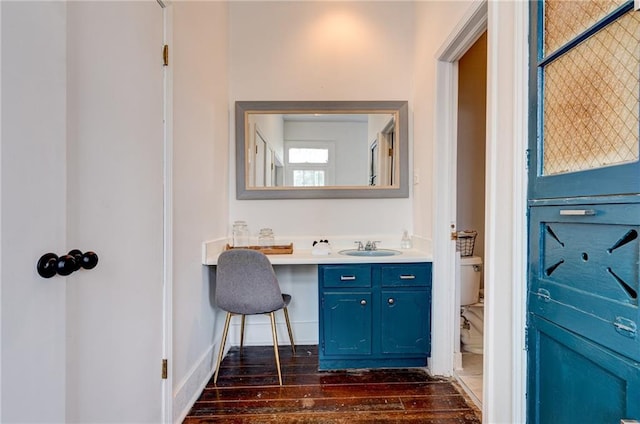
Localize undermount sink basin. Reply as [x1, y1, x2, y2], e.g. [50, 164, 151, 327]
[338, 249, 402, 257]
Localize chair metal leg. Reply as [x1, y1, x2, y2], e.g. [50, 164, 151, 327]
[240, 315, 246, 351]
[283, 307, 295, 354]
[269, 312, 283, 386]
[213, 312, 232, 385]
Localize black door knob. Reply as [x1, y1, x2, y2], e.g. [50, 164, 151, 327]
[37, 249, 99, 278]
[37, 253, 59, 278]
[68, 249, 83, 272]
[81, 251, 98, 270]
[56, 255, 76, 276]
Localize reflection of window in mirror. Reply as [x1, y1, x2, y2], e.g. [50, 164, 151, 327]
[285, 141, 334, 186]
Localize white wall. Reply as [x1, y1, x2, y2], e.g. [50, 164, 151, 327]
[228, 1, 415, 239]
[226, 1, 416, 350]
[171, 2, 229, 422]
[412, 1, 474, 247]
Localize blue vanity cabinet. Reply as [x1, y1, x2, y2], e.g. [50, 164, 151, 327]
[319, 262, 432, 370]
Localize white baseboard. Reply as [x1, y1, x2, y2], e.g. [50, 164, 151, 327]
[453, 351, 463, 371]
[173, 339, 226, 424]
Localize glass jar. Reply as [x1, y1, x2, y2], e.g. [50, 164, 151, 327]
[232, 221, 249, 247]
[258, 228, 275, 247]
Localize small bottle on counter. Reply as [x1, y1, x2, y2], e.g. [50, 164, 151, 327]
[232, 221, 249, 247]
[400, 230, 412, 249]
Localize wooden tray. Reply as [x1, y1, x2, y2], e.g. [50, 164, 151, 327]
[224, 243, 293, 255]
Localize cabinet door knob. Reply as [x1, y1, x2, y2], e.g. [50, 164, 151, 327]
[388, 298, 395, 305]
[360, 299, 367, 306]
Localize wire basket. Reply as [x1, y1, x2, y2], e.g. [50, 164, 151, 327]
[456, 230, 477, 257]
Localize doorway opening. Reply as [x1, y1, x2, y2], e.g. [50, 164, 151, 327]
[454, 30, 487, 407]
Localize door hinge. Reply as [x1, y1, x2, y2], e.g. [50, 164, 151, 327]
[525, 148, 531, 170]
[388, 148, 393, 157]
[450, 224, 457, 240]
[162, 45, 169, 67]
[161, 358, 168, 379]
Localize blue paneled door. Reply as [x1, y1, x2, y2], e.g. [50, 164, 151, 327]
[527, 2, 640, 423]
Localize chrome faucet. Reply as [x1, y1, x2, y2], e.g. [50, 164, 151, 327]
[364, 241, 380, 251]
[354, 241, 381, 251]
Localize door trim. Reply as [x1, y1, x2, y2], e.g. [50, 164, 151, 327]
[161, 2, 174, 423]
[433, 0, 487, 379]
[433, 1, 528, 422]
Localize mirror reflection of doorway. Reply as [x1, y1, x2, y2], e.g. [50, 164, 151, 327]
[253, 127, 283, 187]
[369, 118, 396, 186]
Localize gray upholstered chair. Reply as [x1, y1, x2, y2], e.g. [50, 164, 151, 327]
[213, 249, 295, 386]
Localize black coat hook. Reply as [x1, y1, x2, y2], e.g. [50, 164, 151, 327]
[37, 250, 99, 278]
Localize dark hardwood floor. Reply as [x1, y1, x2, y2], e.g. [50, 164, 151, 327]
[183, 345, 481, 423]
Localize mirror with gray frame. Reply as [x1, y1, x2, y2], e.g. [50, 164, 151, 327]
[236, 100, 409, 199]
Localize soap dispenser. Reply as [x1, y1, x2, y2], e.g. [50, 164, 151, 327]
[401, 230, 412, 249]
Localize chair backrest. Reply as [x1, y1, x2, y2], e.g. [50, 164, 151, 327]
[215, 249, 285, 315]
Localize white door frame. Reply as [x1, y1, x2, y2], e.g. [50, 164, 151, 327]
[432, 1, 528, 422]
[160, 1, 174, 423]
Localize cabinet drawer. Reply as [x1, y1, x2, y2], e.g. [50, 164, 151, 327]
[381, 263, 431, 287]
[321, 264, 371, 288]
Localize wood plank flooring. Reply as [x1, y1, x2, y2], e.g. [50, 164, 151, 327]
[183, 345, 481, 423]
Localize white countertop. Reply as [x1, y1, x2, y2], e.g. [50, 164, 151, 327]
[202, 239, 432, 266]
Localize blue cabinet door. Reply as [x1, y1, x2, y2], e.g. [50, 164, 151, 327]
[322, 291, 372, 356]
[380, 289, 430, 355]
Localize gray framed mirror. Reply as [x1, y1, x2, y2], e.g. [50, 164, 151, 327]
[236, 100, 409, 199]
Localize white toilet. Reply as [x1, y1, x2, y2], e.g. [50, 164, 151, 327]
[460, 256, 484, 354]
